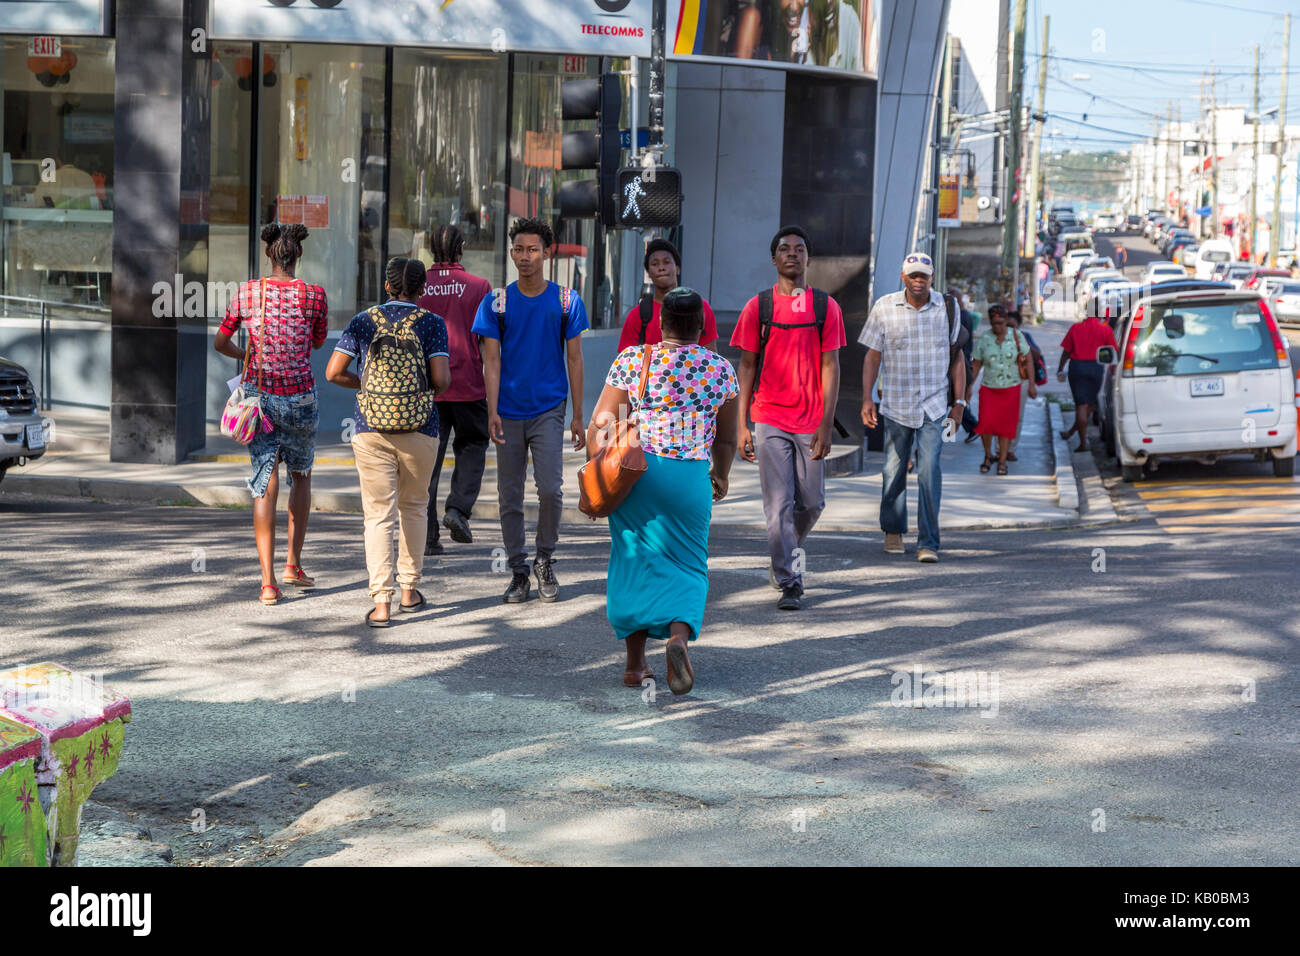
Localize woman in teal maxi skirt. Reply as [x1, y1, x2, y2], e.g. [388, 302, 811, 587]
[588, 288, 740, 696]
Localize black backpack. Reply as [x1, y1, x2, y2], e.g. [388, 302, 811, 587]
[942, 292, 971, 405]
[753, 287, 829, 395]
[494, 285, 573, 360]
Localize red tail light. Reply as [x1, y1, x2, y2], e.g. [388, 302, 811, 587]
[1121, 305, 1144, 374]
[1257, 299, 1289, 366]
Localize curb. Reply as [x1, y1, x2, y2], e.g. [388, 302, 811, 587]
[1048, 403, 1080, 512]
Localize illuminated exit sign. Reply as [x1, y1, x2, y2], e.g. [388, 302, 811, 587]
[28, 36, 62, 58]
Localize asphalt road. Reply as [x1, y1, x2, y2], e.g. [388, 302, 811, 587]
[2, 491, 1296, 866]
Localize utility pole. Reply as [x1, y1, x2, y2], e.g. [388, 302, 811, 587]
[1270, 12, 1291, 267]
[936, 33, 954, 291]
[1001, 0, 1028, 300]
[1025, 15, 1049, 260]
[1209, 72, 1219, 239]
[1250, 47, 1260, 259]
[1166, 101, 1175, 216]
[1176, 100, 1183, 224]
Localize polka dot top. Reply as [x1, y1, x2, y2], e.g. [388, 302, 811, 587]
[606, 344, 739, 461]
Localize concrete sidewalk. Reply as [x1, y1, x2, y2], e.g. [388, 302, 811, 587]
[7, 399, 1092, 532]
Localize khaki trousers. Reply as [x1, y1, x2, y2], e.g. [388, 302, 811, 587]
[353, 430, 438, 603]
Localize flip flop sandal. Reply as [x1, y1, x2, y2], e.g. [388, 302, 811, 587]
[665, 636, 695, 696]
[399, 590, 426, 613]
[623, 667, 654, 688]
[980, 456, 992, 473]
[997, 463, 1009, 476]
[366, 608, 392, 628]
[282, 564, 315, 587]
[259, 584, 282, 606]
[1006, 452, 1018, 462]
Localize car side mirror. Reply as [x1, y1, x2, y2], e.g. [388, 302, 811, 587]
[1095, 346, 1117, 365]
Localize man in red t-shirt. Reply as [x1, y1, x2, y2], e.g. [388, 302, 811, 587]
[731, 225, 847, 611]
[616, 238, 719, 351]
[417, 225, 494, 555]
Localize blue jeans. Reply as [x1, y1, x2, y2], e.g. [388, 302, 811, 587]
[880, 413, 944, 552]
[245, 387, 318, 498]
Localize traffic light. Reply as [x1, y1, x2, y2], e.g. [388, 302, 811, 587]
[614, 166, 682, 228]
[558, 73, 621, 226]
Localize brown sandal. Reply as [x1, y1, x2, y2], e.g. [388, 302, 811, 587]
[259, 584, 282, 606]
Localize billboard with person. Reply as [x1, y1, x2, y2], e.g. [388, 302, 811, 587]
[671, 0, 878, 75]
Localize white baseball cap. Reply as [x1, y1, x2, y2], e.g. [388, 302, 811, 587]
[902, 253, 934, 277]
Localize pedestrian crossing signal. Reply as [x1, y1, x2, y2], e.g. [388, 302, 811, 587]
[615, 167, 682, 228]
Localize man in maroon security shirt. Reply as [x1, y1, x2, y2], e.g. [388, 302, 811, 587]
[732, 225, 846, 612]
[418, 225, 493, 555]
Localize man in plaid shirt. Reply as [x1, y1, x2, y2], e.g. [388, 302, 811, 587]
[859, 253, 966, 563]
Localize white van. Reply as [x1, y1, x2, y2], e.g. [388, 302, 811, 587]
[1104, 288, 1297, 480]
[1195, 238, 1234, 280]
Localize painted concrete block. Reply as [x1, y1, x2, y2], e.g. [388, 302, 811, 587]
[0, 663, 133, 866]
[0, 714, 47, 867]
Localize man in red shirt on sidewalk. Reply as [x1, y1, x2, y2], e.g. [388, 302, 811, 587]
[418, 225, 493, 555]
[616, 238, 719, 350]
[732, 225, 846, 611]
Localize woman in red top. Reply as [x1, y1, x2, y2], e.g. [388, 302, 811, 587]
[616, 239, 719, 351]
[1056, 313, 1119, 453]
[214, 223, 329, 605]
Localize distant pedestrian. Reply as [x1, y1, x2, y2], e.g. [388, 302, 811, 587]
[860, 253, 967, 563]
[1037, 258, 1050, 298]
[732, 225, 847, 611]
[472, 217, 589, 604]
[1004, 309, 1045, 460]
[417, 225, 493, 556]
[213, 223, 328, 606]
[617, 238, 719, 350]
[1057, 312, 1119, 453]
[326, 257, 450, 627]
[591, 287, 739, 695]
[970, 307, 1037, 476]
[1114, 244, 1127, 269]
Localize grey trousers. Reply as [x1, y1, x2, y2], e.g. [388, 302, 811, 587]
[754, 422, 825, 588]
[496, 401, 565, 573]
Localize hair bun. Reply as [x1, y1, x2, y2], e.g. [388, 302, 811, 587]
[285, 223, 309, 243]
[260, 223, 282, 244]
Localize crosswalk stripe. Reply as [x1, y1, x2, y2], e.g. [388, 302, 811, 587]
[1137, 477, 1297, 490]
[1144, 498, 1300, 511]
[1152, 511, 1300, 523]
[1137, 484, 1300, 499]
[1156, 524, 1300, 534]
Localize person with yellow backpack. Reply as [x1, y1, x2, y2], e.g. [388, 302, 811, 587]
[326, 257, 450, 626]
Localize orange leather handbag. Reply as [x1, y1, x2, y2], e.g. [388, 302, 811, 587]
[578, 344, 652, 519]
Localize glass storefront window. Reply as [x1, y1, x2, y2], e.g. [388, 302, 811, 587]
[209, 41, 254, 300]
[0, 37, 114, 307]
[256, 44, 386, 326]
[389, 49, 508, 288]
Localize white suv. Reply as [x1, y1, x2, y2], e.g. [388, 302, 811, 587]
[1103, 289, 1296, 480]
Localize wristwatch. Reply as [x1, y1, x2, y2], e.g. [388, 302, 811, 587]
[954, 399, 968, 407]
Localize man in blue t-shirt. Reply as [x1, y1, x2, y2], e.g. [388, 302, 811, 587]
[471, 217, 589, 604]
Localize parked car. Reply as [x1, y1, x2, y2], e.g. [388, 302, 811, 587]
[1082, 279, 1141, 321]
[1094, 213, 1121, 233]
[1077, 273, 1130, 317]
[1161, 232, 1196, 258]
[1223, 263, 1258, 288]
[1140, 262, 1190, 285]
[1100, 287, 1296, 480]
[1062, 249, 1096, 278]
[1075, 257, 1116, 282]
[1196, 238, 1235, 280]
[0, 356, 47, 484]
[1242, 268, 1292, 291]
[1125, 214, 1144, 230]
[1259, 278, 1300, 326]
[1059, 231, 1094, 255]
[1173, 243, 1200, 270]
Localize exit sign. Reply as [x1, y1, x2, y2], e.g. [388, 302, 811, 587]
[563, 55, 587, 74]
[28, 37, 61, 58]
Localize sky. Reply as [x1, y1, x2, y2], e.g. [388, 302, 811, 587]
[1028, 0, 1298, 155]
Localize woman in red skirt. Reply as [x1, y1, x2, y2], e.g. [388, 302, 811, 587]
[969, 306, 1038, 475]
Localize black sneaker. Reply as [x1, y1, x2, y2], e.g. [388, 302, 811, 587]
[503, 572, 530, 604]
[424, 537, 444, 556]
[777, 584, 803, 611]
[442, 508, 473, 544]
[533, 559, 559, 603]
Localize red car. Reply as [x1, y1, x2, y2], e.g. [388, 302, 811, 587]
[1243, 268, 1292, 290]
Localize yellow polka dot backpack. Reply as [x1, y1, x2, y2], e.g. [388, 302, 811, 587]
[358, 306, 435, 433]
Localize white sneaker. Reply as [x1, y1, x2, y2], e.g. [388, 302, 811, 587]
[917, 548, 939, 563]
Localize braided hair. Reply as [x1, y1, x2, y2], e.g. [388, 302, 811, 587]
[430, 225, 465, 265]
[385, 256, 427, 300]
[261, 222, 309, 270]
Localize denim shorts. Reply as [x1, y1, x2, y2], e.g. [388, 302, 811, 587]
[245, 387, 318, 498]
